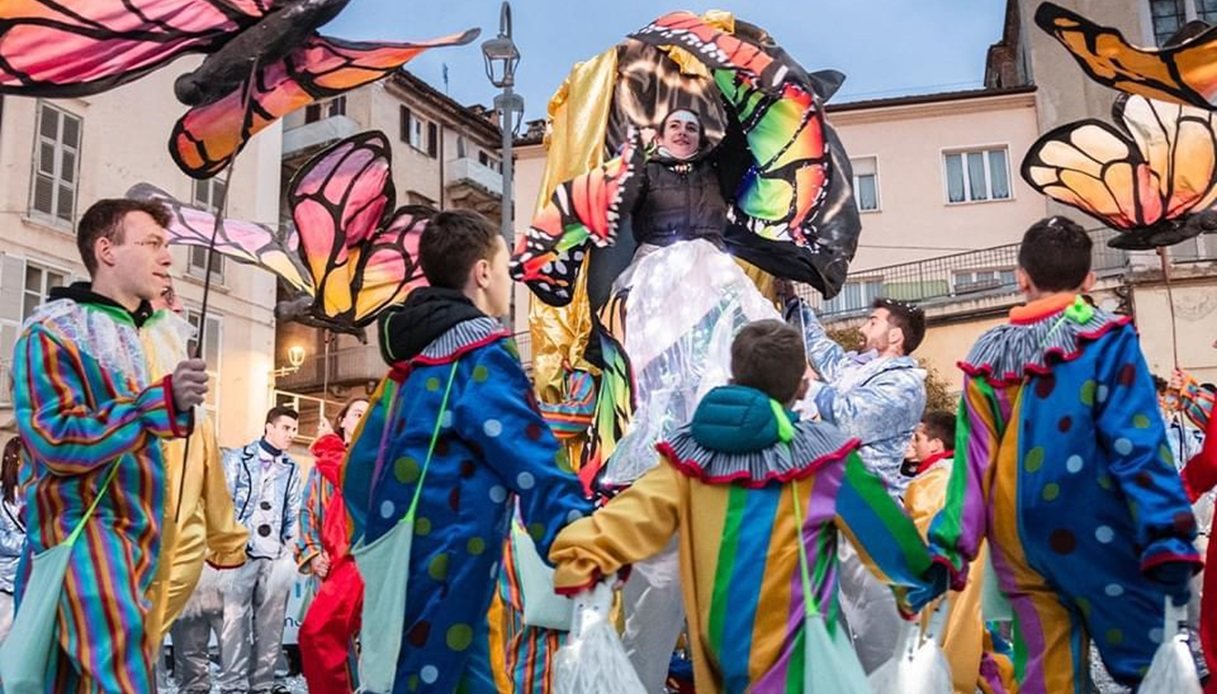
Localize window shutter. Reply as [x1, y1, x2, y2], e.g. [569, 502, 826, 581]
[400, 106, 412, 143]
[0, 255, 25, 325]
[427, 122, 438, 158]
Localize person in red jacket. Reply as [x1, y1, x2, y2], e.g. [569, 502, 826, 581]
[1175, 369, 1217, 691]
[297, 398, 369, 693]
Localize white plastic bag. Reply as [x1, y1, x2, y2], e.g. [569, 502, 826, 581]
[1141, 597, 1202, 694]
[868, 603, 952, 694]
[553, 582, 645, 694]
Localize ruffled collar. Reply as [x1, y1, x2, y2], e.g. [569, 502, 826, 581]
[960, 294, 1130, 385]
[658, 421, 859, 489]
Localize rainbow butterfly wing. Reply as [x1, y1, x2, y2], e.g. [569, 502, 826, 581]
[0, 0, 270, 98]
[1035, 1, 1217, 109]
[511, 136, 643, 306]
[171, 29, 479, 179]
[126, 182, 312, 294]
[629, 12, 831, 246]
[630, 11, 779, 87]
[1021, 94, 1217, 241]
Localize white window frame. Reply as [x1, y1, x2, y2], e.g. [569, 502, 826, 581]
[188, 177, 227, 284]
[850, 155, 881, 213]
[822, 276, 883, 315]
[29, 102, 82, 227]
[951, 267, 1016, 295]
[184, 308, 222, 415]
[941, 145, 1014, 205]
[409, 115, 426, 151]
[21, 259, 70, 322]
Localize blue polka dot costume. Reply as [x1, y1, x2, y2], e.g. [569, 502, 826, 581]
[929, 294, 1202, 693]
[344, 312, 594, 693]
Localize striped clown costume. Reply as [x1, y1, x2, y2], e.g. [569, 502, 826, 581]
[929, 293, 1202, 693]
[12, 285, 192, 692]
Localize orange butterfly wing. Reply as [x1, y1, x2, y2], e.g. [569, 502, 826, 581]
[1021, 95, 1217, 231]
[1036, 1, 1217, 109]
[169, 29, 479, 179]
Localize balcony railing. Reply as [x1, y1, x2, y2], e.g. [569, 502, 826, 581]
[282, 115, 361, 158]
[798, 227, 1148, 319]
[445, 157, 503, 198]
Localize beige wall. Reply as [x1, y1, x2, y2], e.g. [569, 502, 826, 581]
[830, 91, 1048, 271]
[0, 59, 281, 447]
[1131, 274, 1217, 383]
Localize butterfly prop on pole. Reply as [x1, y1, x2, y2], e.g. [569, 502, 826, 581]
[1035, 2, 1217, 111]
[0, 0, 480, 179]
[1020, 94, 1217, 251]
[128, 130, 430, 340]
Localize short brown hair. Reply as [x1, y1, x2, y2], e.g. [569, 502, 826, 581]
[265, 406, 299, 426]
[730, 320, 807, 404]
[873, 298, 925, 355]
[77, 198, 171, 275]
[419, 209, 501, 290]
[921, 410, 956, 451]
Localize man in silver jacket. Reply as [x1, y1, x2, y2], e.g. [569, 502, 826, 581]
[215, 406, 303, 694]
[784, 291, 928, 673]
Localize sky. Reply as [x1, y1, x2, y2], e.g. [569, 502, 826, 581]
[327, 0, 1009, 122]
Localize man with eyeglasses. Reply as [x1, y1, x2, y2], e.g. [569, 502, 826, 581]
[10, 199, 208, 691]
[780, 287, 928, 672]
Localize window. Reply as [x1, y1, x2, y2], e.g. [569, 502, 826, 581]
[851, 156, 880, 212]
[1200, 0, 1217, 22]
[185, 309, 222, 412]
[188, 177, 227, 281]
[22, 262, 67, 321]
[1150, 1, 1217, 45]
[944, 147, 1011, 204]
[304, 96, 346, 123]
[31, 103, 81, 225]
[478, 150, 501, 172]
[822, 278, 883, 315]
[456, 135, 467, 158]
[953, 268, 1015, 295]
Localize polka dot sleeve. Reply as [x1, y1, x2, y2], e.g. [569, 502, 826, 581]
[1094, 327, 1202, 575]
[452, 342, 596, 560]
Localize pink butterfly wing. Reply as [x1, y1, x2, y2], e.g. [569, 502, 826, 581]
[0, 0, 267, 97]
[350, 207, 430, 323]
[126, 182, 312, 293]
[169, 29, 479, 179]
[287, 131, 394, 319]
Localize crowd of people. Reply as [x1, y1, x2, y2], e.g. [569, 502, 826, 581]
[0, 159, 1214, 694]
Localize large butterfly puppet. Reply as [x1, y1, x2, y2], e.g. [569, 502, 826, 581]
[129, 130, 430, 337]
[0, 0, 479, 178]
[1035, 2, 1217, 110]
[1022, 3, 1217, 249]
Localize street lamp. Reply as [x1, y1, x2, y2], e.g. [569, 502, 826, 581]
[482, 1, 524, 255]
[273, 345, 307, 379]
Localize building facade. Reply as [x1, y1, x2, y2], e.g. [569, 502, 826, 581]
[273, 71, 506, 440]
[0, 59, 282, 447]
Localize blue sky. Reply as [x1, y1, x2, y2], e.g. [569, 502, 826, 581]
[328, 0, 1008, 122]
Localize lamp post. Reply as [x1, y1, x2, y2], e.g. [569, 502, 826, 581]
[481, 1, 524, 253]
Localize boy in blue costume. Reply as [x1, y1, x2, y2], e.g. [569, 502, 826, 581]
[343, 210, 595, 693]
[928, 216, 1201, 692]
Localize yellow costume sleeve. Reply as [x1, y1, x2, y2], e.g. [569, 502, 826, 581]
[549, 461, 684, 591]
[201, 426, 247, 568]
[904, 462, 951, 541]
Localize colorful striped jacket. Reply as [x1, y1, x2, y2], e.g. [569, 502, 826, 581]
[13, 289, 191, 692]
[550, 385, 943, 694]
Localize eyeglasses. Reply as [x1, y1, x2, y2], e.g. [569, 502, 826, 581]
[133, 238, 169, 253]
